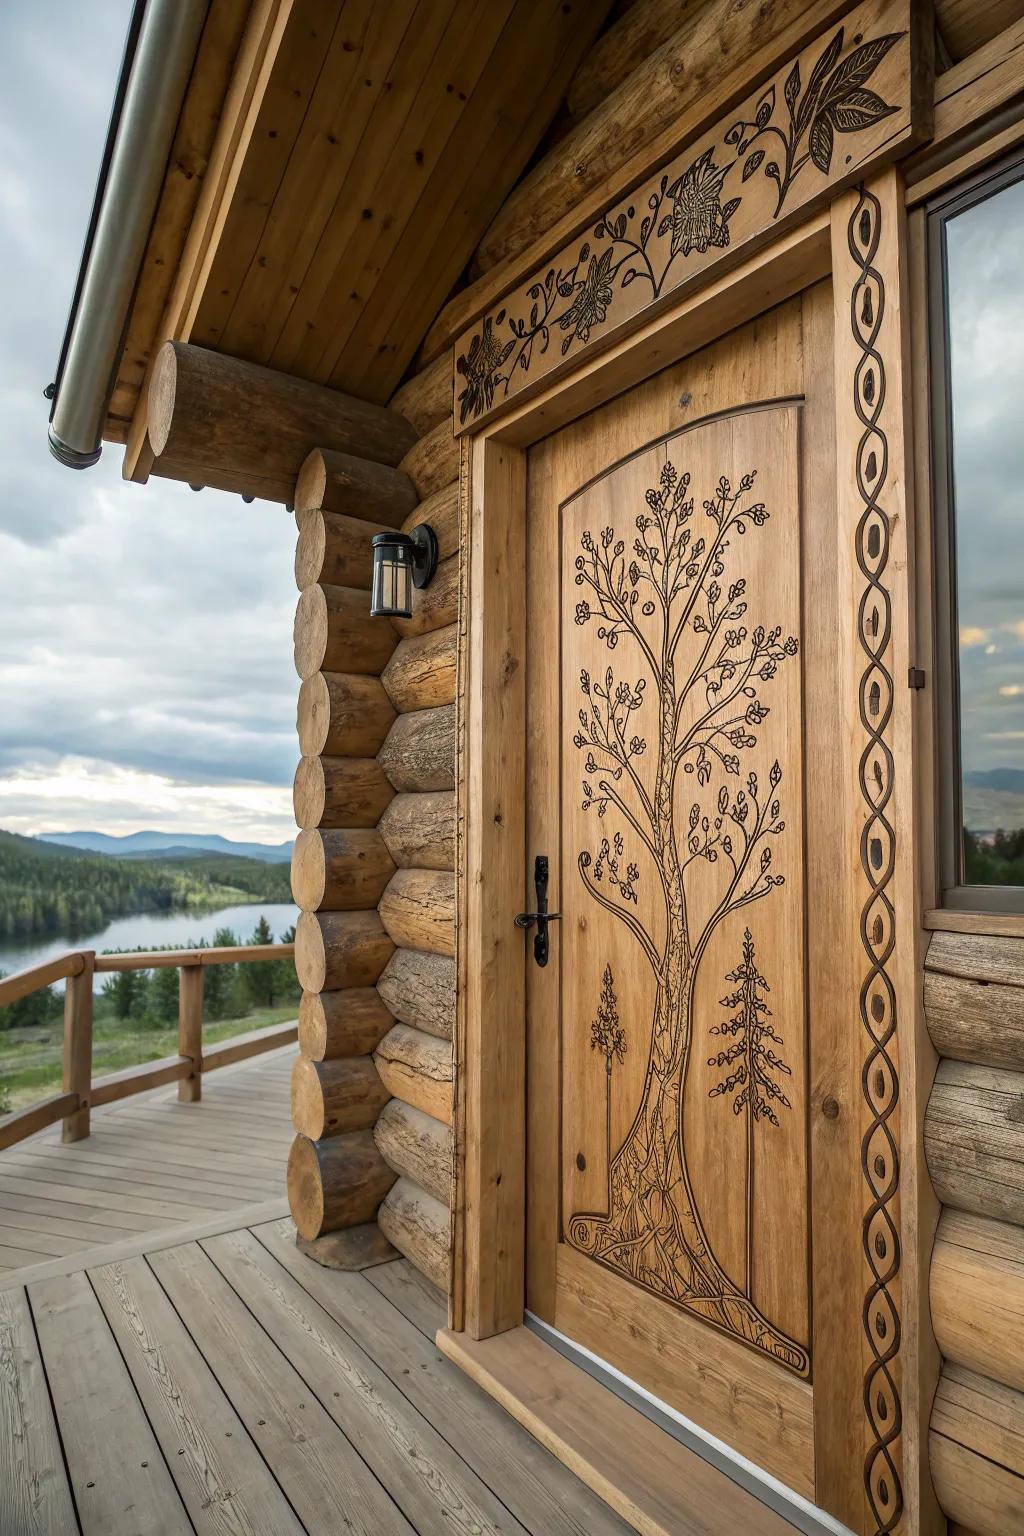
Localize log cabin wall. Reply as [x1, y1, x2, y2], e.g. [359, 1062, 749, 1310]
[923, 925, 1024, 1534]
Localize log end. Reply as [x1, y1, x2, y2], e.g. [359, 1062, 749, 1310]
[291, 828, 327, 912]
[147, 340, 180, 458]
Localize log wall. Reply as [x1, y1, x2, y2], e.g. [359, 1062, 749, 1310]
[924, 926, 1024, 1532]
[286, 347, 456, 1291]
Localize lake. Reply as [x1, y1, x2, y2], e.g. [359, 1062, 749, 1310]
[0, 902, 300, 989]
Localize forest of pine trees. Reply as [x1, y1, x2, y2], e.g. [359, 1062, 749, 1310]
[0, 830, 291, 940]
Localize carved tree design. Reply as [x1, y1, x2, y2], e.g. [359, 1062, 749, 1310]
[567, 460, 808, 1376]
[708, 928, 792, 1303]
[590, 963, 627, 1167]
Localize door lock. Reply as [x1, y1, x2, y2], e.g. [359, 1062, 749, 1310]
[515, 855, 560, 967]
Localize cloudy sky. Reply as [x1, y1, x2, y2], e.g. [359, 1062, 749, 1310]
[0, 2, 297, 845]
[946, 169, 1024, 802]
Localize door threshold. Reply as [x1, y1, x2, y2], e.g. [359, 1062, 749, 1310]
[438, 1323, 804, 1536]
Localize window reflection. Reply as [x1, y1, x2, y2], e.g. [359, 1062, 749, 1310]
[946, 170, 1024, 886]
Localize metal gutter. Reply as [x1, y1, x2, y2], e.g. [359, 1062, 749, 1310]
[46, 0, 210, 469]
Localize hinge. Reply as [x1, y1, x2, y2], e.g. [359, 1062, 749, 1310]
[908, 667, 926, 690]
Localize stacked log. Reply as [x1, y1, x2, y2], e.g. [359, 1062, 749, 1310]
[287, 436, 417, 1263]
[925, 926, 1024, 1531]
[369, 359, 457, 1294]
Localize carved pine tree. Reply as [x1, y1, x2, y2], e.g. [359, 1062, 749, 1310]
[590, 963, 627, 1167]
[708, 928, 791, 1302]
[567, 459, 807, 1375]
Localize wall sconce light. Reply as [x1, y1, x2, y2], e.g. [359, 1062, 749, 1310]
[370, 525, 438, 619]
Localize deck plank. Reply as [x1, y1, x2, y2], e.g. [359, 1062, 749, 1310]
[30, 1269, 191, 1535]
[0, 1288, 77, 1535]
[91, 1255, 304, 1534]
[150, 1240, 414, 1535]
[256, 1220, 636, 1536]
[363, 1254, 448, 1337]
[202, 1226, 533, 1536]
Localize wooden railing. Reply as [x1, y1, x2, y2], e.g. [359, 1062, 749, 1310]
[0, 943, 297, 1151]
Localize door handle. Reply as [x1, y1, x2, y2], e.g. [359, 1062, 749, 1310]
[515, 855, 560, 967]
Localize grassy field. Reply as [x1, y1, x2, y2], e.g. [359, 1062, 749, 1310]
[0, 1001, 298, 1113]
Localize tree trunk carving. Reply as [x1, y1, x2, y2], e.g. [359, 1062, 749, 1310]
[565, 460, 808, 1377]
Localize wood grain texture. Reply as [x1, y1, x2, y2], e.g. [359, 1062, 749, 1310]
[392, 554, 460, 640]
[294, 508, 391, 592]
[925, 1059, 1024, 1224]
[376, 947, 456, 1040]
[374, 1098, 452, 1205]
[287, 1129, 395, 1240]
[374, 1025, 454, 1127]
[294, 909, 394, 993]
[379, 791, 457, 870]
[298, 987, 393, 1061]
[390, 355, 453, 437]
[297, 670, 395, 757]
[931, 1363, 1024, 1536]
[296, 1223, 397, 1271]
[377, 704, 457, 792]
[378, 1178, 450, 1291]
[930, 1208, 1024, 1393]
[924, 967, 1024, 1071]
[927, 930, 1024, 986]
[293, 446, 417, 522]
[293, 753, 394, 830]
[405, 480, 461, 560]
[379, 869, 456, 957]
[398, 422, 460, 500]
[290, 1054, 389, 1140]
[291, 827, 395, 912]
[382, 624, 458, 713]
[0, 1288, 78, 1534]
[293, 582, 397, 679]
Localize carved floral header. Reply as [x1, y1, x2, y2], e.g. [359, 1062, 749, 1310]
[453, 0, 929, 433]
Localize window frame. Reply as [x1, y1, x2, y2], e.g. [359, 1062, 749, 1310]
[928, 148, 1024, 911]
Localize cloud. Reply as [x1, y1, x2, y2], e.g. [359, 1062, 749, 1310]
[0, 2, 301, 840]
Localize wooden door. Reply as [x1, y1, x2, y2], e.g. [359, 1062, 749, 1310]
[525, 285, 851, 1507]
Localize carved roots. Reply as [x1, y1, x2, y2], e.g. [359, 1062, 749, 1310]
[568, 1011, 809, 1376]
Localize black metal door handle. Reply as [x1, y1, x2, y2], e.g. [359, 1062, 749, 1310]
[515, 855, 560, 967]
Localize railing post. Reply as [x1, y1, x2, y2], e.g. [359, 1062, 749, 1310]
[62, 953, 94, 1142]
[178, 964, 204, 1103]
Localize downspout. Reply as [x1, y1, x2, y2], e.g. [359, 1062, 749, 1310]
[46, 0, 209, 469]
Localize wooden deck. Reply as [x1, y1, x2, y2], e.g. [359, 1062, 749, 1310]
[1, 1212, 642, 1536]
[0, 1043, 295, 1281]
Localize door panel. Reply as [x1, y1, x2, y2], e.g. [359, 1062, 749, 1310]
[525, 287, 846, 1503]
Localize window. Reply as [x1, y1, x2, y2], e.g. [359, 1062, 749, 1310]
[930, 153, 1024, 908]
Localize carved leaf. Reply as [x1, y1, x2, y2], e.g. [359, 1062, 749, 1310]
[795, 25, 845, 132]
[819, 32, 902, 110]
[742, 150, 765, 182]
[831, 87, 898, 133]
[808, 113, 834, 175]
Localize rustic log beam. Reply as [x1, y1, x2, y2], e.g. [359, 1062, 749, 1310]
[148, 343, 417, 497]
[468, 0, 835, 278]
[392, 555, 459, 641]
[293, 755, 394, 831]
[930, 1363, 1024, 1536]
[294, 446, 417, 522]
[379, 792, 456, 872]
[294, 509, 391, 592]
[931, 1208, 1024, 1393]
[924, 966, 1024, 1071]
[377, 704, 456, 793]
[406, 483, 459, 564]
[295, 910, 394, 994]
[291, 829, 395, 913]
[925, 1059, 1024, 1225]
[376, 948, 455, 1041]
[398, 421, 459, 501]
[389, 356, 453, 437]
[926, 931, 1024, 986]
[379, 869, 456, 958]
[566, 0, 694, 119]
[148, 454, 296, 505]
[297, 1224, 397, 1271]
[297, 672, 395, 758]
[382, 624, 458, 713]
[298, 987, 394, 1062]
[293, 584, 397, 680]
[291, 1054, 389, 1140]
[287, 1130, 395, 1241]
[374, 1098, 452, 1205]
[374, 1023, 453, 1126]
[377, 1176, 450, 1290]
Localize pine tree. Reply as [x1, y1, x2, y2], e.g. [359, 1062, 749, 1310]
[708, 928, 791, 1300]
[589, 963, 626, 1168]
[243, 915, 278, 1009]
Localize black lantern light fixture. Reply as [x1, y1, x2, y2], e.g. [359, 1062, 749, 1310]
[370, 524, 438, 619]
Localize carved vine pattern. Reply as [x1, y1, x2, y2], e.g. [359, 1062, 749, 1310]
[566, 458, 807, 1375]
[849, 186, 903, 1533]
[456, 25, 903, 427]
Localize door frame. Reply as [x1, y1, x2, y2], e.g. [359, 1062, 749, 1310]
[453, 170, 939, 1536]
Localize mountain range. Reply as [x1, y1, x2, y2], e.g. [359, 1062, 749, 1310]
[39, 830, 293, 864]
